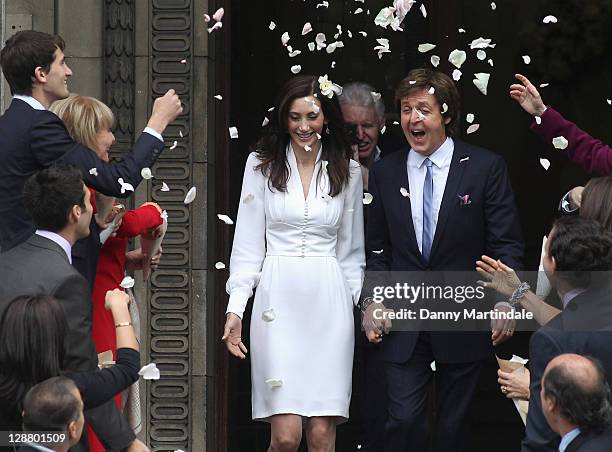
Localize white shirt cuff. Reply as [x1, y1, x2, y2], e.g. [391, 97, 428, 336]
[143, 127, 163, 142]
[561, 191, 578, 213]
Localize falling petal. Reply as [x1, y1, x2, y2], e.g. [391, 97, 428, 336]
[316, 133, 322, 140]
[552, 136, 569, 150]
[409, 80, 416, 85]
[428, 87, 435, 95]
[326, 41, 344, 54]
[212, 7, 224, 21]
[491, 2, 496, 10]
[363, 193, 373, 205]
[269, 21, 276, 30]
[208, 22, 223, 33]
[458, 28, 466, 33]
[215, 262, 226, 270]
[354, 7, 363, 14]
[184, 186, 197, 204]
[415, 109, 426, 121]
[304, 144, 312, 152]
[469, 37, 494, 49]
[268, 106, 275, 112]
[214, 94, 223, 100]
[543, 15, 558, 24]
[607, 99, 611, 105]
[430, 361, 436, 371]
[374, 7, 395, 28]
[118, 178, 134, 194]
[452, 69, 462, 81]
[476, 50, 486, 60]
[291, 65, 302, 74]
[217, 214, 234, 225]
[262, 308, 276, 322]
[400, 187, 410, 197]
[522, 55, 531, 64]
[262, 117, 269, 127]
[179, 130, 183, 138]
[321, 160, 329, 173]
[473, 73, 490, 95]
[170, 140, 178, 149]
[540, 158, 550, 171]
[288, 49, 301, 57]
[229, 126, 239, 139]
[430, 55, 440, 67]
[141, 168, 153, 179]
[89, 168, 98, 176]
[441, 103, 449, 114]
[302, 22, 312, 35]
[371, 92, 382, 101]
[466, 113, 475, 123]
[120, 275, 135, 289]
[243, 193, 254, 203]
[372, 249, 384, 255]
[308, 42, 316, 51]
[281, 32, 290, 46]
[540, 83, 549, 88]
[420, 3, 427, 17]
[467, 124, 480, 134]
[161, 182, 170, 192]
[265, 379, 283, 388]
[448, 49, 467, 68]
[535, 116, 542, 125]
[315, 33, 327, 50]
[180, 59, 187, 64]
[488, 58, 494, 67]
[380, 125, 386, 134]
[160, 210, 168, 221]
[393, 120, 399, 125]
[138, 362, 160, 380]
[418, 43, 436, 53]
[359, 31, 367, 37]
[203, 14, 211, 22]
[316, 1, 329, 8]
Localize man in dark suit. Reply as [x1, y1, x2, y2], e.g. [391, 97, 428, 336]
[522, 217, 612, 451]
[362, 68, 524, 451]
[540, 354, 612, 452]
[0, 165, 143, 451]
[20, 376, 85, 452]
[0, 30, 181, 263]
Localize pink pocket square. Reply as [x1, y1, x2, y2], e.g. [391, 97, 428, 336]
[458, 194, 472, 205]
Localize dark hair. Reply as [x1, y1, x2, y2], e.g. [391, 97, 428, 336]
[581, 177, 612, 231]
[22, 376, 81, 432]
[395, 68, 461, 137]
[0, 295, 66, 426]
[0, 30, 65, 95]
[23, 164, 85, 232]
[548, 217, 612, 288]
[253, 75, 352, 197]
[543, 356, 612, 433]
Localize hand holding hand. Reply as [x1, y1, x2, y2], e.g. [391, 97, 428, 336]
[363, 303, 392, 344]
[105, 288, 130, 311]
[222, 313, 248, 359]
[509, 74, 546, 117]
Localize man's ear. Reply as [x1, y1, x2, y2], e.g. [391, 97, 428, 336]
[33, 66, 47, 84]
[69, 204, 82, 224]
[550, 256, 557, 273]
[67, 420, 78, 440]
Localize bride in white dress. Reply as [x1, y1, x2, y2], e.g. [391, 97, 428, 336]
[223, 75, 365, 452]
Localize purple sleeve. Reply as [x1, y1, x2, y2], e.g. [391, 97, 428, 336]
[529, 107, 612, 176]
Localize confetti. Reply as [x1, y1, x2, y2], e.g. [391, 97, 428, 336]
[543, 15, 558, 24]
[288, 49, 301, 57]
[180, 59, 187, 64]
[262, 117, 269, 127]
[420, 3, 427, 17]
[469, 37, 495, 49]
[374, 38, 390, 59]
[118, 178, 134, 194]
[229, 126, 239, 139]
[372, 249, 384, 254]
[466, 113, 475, 123]
[441, 103, 449, 114]
[491, 2, 496, 10]
[141, 168, 153, 179]
[214, 94, 223, 100]
[418, 43, 436, 53]
[89, 168, 98, 176]
[120, 276, 135, 289]
[138, 363, 160, 380]
[540, 158, 550, 171]
[161, 182, 170, 192]
[315, 33, 327, 50]
[467, 124, 480, 134]
[316, 1, 329, 8]
[540, 83, 549, 88]
[400, 187, 409, 197]
[535, 116, 542, 125]
[552, 136, 569, 150]
[428, 87, 435, 95]
[281, 32, 290, 46]
[262, 309, 276, 322]
[476, 50, 486, 60]
[302, 22, 312, 35]
[430, 55, 440, 67]
[363, 193, 373, 204]
[215, 262, 226, 270]
[473, 73, 490, 95]
[448, 49, 467, 68]
[184, 186, 197, 204]
[208, 22, 222, 33]
[170, 140, 178, 149]
[355, 8, 363, 14]
[269, 21, 276, 30]
[359, 31, 367, 37]
[308, 42, 316, 51]
[217, 214, 234, 225]
[374, 7, 395, 28]
[290, 64, 302, 73]
[304, 144, 312, 152]
[488, 58, 494, 67]
[458, 28, 466, 33]
[452, 69, 462, 81]
[265, 379, 283, 388]
[371, 92, 382, 101]
[380, 125, 386, 134]
[522, 55, 531, 64]
[212, 7, 224, 22]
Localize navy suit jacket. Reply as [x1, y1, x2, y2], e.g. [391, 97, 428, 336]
[365, 139, 524, 363]
[0, 98, 164, 251]
[522, 288, 612, 452]
[566, 430, 612, 452]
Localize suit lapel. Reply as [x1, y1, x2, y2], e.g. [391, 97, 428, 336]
[28, 234, 71, 265]
[391, 149, 420, 255]
[429, 143, 469, 262]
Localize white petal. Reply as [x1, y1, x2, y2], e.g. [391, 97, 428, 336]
[120, 275, 135, 289]
[141, 167, 153, 180]
[448, 49, 467, 68]
[315, 33, 327, 50]
[543, 15, 558, 24]
[452, 69, 462, 81]
[316, 133, 322, 140]
[288, 49, 301, 57]
[607, 99, 611, 105]
[400, 187, 410, 197]
[393, 120, 400, 125]
[160, 210, 168, 221]
[291, 65, 302, 74]
[214, 94, 223, 100]
[418, 43, 436, 53]
[476, 50, 486, 60]
[89, 168, 98, 176]
[428, 87, 435, 95]
[469, 37, 493, 49]
[363, 193, 373, 205]
[374, 7, 394, 28]
[212, 7, 224, 22]
[179, 130, 183, 138]
[302, 22, 312, 35]
[552, 136, 569, 150]
[359, 31, 367, 37]
[321, 160, 329, 174]
[184, 186, 197, 204]
[380, 125, 386, 134]
[441, 103, 449, 114]
[215, 261, 226, 270]
[243, 193, 254, 203]
[458, 28, 466, 33]
[262, 308, 276, 322]
[265, 378, 283, 388]
[304, 144, 312, 152]
[535, 116, 542, 125]
[539, 158, 550, 171]
[430, 361, 436, 371]
[308, 42, 316, 51]
[316, 1, 329, 8]
[420, 3, 427, 17]
[540, 83, 549, 88]
[371, 92, 382, 101]
[217, 214, 234, 225]
[161, 182, 170, 192]
[269, 21, 276, 30]
[491, 2, 496, 10]
[262, 117, 269, 127]
[180, 59, 187, 64]
[281, 32, 290, 46]
[207, 22, 223, 33]
[522, 55, 531, 64]
[430, 55, 440, 67]
[118, 178, 134, 193]
[203, 14, 211, 23]
[466, 113, 475, 123]
[268, 106, 275, 112]
[170, 140, 178, 149]
[473, 73, 490, 95]
[354, 7, 363, 14]
[467, 124, 480, 134]
[229, 126, 239, 139]
[372, 249, 384, 254]
[488, 58, 494, 67]
[138, 362, 160, 380]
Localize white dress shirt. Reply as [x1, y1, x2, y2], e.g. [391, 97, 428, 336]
[406, 137, 454, 253]
[35, 230, 72, 264]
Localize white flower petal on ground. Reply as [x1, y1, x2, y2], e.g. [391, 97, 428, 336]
[473, 73, 490, 95]
[262, 308, 276, 322]
[441, 103, 449, 114]
[476, 50, 486, 60]
[89, 168, 98, 176]
[467, 124, 480, 134]
[217, 214, 234, 225]
[363, 193, 373, 205]
[469, 37, 493, 49]
[141, 168, 153, 180]
[214, 94, 223, 100]
[281, 32, 290, 46]
[302, 22, 312, 35]
[138, 363, 160, 380]
[262, 117, 269, 127]
[161, 182, 170, 192]
[212, 7, 224, 21]
[543, 15, 558, 24]
[215, 262, 226, 270]
[120, 276, 135, 289]
[522, 55, 531, 64]
[452, 69, 462, 81]
[269, 21, 276, 30]
[243, 193, 254, 203]
[184, 186, 197, 204]
[552, 136, 569, 150]
[418, 43, 436, 53]
[540, 158, 550, 171]
[400, 187, 410, 197]
[535, 116, 542, 125]
[229, 126, 239, 139]
[430, 55, 440, 67]
[170, 140, 178, 149]
[448, 49, 467, 68]
[265, 379, 283, 388]
[420, 4, 427, 17]
[466, 113, 475, 123]
[315, 33, 327, 50]
[118, 178, 134, 194]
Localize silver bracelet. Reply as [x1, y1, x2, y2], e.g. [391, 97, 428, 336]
[509, 282, 530, 306]
[359, 297, 375, 314]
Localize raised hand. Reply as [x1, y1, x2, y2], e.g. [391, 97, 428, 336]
[509, 73, 546, 117]
[147, 89, 183, 134]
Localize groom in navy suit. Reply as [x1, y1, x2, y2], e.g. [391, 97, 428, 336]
[362, 69, 524, 451]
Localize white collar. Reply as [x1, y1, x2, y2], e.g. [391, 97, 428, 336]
[373, 146, 382, 163]
[35, 230, 73, 264]
[13, 94, 46, 111]
[408, 137, 454, 169]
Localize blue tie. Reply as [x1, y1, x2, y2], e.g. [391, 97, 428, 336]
[422, 158, 434, 261]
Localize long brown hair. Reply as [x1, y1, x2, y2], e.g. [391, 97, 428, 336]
[253, 76, 352, 197]
[581, 177, 612, 231]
